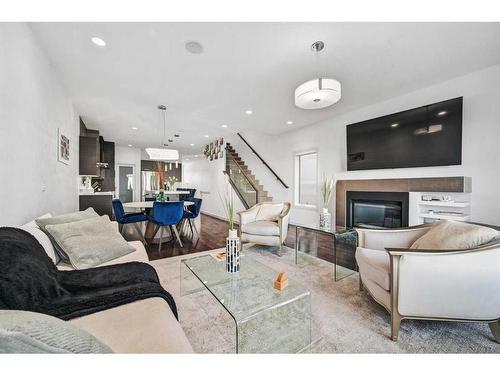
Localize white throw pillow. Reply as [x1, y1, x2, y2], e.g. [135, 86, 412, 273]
[20, 214, 59, 264]
[410, 220, 498, 250]
[255, 203, 284, 221]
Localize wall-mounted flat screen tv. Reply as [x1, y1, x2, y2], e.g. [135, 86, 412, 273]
[346, 97, 463, 171]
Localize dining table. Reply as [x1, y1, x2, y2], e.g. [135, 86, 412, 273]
[123, 200, 196, 244]
[123, 200, 194, 209]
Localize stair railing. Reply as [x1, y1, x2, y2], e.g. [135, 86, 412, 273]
[237, 133, 289, 189]
[224, 146, 259, 209]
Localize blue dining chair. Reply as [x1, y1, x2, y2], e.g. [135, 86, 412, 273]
[112, 199, 149, 242]
[177, 188, 196, 201]
[150, 201, 185, 250]
[182, 198, 202, 237]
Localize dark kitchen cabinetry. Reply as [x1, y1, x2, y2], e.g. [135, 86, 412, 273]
[79, 136, 99, 176]
[79, 119, 115, 191]
[98, 137, 115, 191]
[141, 160, 182, 180]
[79, 195, 113, 219]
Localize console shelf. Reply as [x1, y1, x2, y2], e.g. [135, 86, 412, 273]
[419, 213, 470, 221]
[418, 201, 470, 208]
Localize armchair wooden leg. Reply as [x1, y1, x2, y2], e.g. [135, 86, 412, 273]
[359, 275, 363, 292]
[390, 311, 402, 341]
[489, 320, 500, 343]
[390, 254, 402, 341]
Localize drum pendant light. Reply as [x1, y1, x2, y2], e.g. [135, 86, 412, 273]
[295, 41, 341, 110]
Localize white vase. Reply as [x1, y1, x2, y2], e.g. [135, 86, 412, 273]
[228, 229, 238, 239]
[319, 208, 332, 229]
[226, 229, 240, 273]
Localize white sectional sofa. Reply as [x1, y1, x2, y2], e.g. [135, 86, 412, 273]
[18, 215, 193, 353]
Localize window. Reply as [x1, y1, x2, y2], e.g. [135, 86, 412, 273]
[294, 151, 318, 207]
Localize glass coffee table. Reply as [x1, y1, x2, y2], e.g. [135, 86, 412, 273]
[180, 253, 311, 353]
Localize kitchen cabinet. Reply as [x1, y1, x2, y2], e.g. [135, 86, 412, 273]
[79, 195, 113, 219]
[100, 139, 115, 191]
[79, 135, 99, 176]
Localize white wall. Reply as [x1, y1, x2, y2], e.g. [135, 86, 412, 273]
[115, 146, 142, 202]
[0, 23, 80, 226]
[183, 156, 245, 221]
[216, 64, 500, 226]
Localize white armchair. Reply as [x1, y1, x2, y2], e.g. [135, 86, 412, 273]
[238, 202, 291, 254]
[355, 224, 500, 342]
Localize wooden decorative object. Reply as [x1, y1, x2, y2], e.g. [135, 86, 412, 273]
[210, 252, 226, 261]
[274, 272, 289, 291]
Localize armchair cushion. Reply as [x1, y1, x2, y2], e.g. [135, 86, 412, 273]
[410, 220, 498, 250]
[255, 203, 284, 221]
[242, 220, 280, 236]
[239, 206, 260, 226]
[355, 247, 390, 291]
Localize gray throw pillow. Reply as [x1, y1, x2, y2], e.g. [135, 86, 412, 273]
[44, 215, 135, 269]
[36, 208, 99, 262]
[0, 310, 112, 353]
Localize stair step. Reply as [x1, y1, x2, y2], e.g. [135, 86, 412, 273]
[226, 144, 274, 205]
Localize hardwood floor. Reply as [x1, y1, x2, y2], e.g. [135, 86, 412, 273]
[144, 213, 352, 267]
[145, 214, 230, 261]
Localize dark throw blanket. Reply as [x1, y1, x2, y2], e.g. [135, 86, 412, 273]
[0, 227, 177, 320]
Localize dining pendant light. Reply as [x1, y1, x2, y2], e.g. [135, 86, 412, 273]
[146, 105, 180, 161]
[295, 41, 341, 110]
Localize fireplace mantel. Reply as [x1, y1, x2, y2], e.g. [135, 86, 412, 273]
[335, 176, 471, 227]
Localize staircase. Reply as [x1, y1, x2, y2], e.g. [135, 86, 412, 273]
[225, 143, 273, 209]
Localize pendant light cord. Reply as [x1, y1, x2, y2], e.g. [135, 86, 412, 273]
[162, 109, 166, 147]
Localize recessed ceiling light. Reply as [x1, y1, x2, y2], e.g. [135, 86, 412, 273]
[190, 143, 195, 146]
[91, 37, 106, 47]
[287, 121, 293, 125]
[128, 144, 132, 147]
[185, 40, 204, 54]
[245, 110, 253, 115]
[131, 127, 138, 130]
[194, 155, 199, 158]
[221, 124, 228, 128]
[185, 158, 190, 161]
[438, 110, 448, 116]
[390, 123, 399, 128]
[204, 135, 209, 138]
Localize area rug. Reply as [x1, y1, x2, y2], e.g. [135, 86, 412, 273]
[151, 245, 499, 353]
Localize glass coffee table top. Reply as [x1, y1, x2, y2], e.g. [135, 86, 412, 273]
[181, 253, 309, 322]
[180, 253, 312, 353]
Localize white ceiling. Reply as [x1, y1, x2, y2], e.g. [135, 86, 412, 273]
[31, 22, 500, 154]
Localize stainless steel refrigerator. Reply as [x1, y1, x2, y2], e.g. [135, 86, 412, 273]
[141, 171, 162, 199]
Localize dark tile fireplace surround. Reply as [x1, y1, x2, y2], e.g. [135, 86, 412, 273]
[336, 176, 471, 228]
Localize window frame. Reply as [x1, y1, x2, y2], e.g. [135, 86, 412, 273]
[293, 149, 319, 210]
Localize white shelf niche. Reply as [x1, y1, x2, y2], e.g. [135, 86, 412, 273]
[409, 192, 472, 225]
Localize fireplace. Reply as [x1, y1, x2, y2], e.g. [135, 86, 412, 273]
[346, 191, 409, 229]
